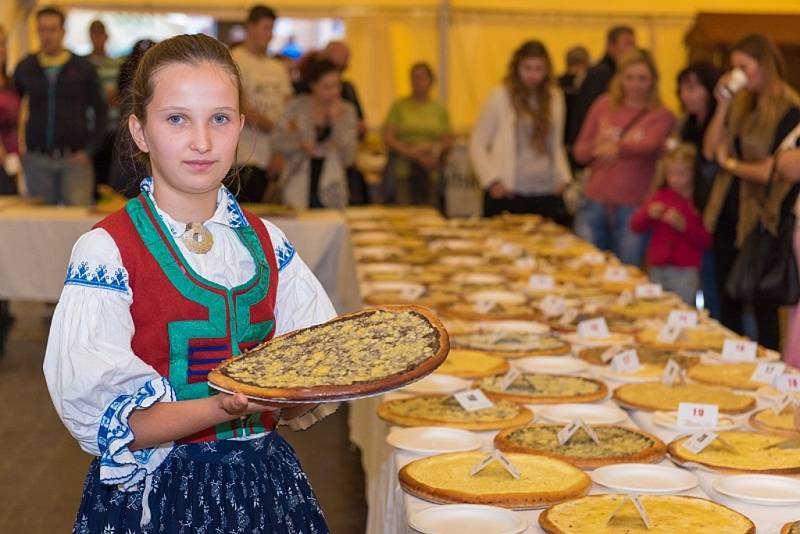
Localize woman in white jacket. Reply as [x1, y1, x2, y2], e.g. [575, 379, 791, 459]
[470, 40, 572, 224]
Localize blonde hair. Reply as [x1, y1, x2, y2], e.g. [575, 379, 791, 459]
[728, 33, 799, 144]
[608, 48, 661, 109]
[504, 40, 553, 154]
[652, 141, 696, 190]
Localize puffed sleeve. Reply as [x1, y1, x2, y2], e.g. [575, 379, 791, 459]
[261, 219, 340, 429]
[42, 228, 176, 489]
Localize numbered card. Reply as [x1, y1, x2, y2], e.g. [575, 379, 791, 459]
[667, 310, 698, 328]
[498, 368, 521, 391]
[474, 300, 496, 314]
[607, 494, 652, 529]
[604, 266, 629, 282]
[469, 450, 521, 479]
[557, 418, 600, 445]
[635, 284, 663, 299]
[611, 349, 640, 373]
[677, 402, 719, 428]
[539, 295, 566, 317]
[528, 274, 555, 291]
[656, 323, 683, 344]
[751, 362, 786, 385]
[662, 359, 683, 386]
[682, 430, 719, 454]
[721, 339, 757, 362]
[454, 389, 494, 412]
[578, 317, 610, 339]
[775, 374, 800, 393]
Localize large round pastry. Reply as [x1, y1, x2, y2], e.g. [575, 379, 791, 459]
[749, 407, 800, 438]
[399, 451, 591, 508]
[208, 305, 449, 401]
[377, 395, 533, 431]
[613, 382, 755, 414]
[451, 332, 570, 358]
[494, 424, 666, 469]
[435, 349, 510, 378]
[668, 430, 800, 474]
[539, 494, 754, 534]
[477, 373, 608, 404]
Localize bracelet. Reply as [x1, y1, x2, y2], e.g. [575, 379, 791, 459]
[724, 157, 739, 173]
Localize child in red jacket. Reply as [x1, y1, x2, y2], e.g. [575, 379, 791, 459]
[631, 142, 711, 305]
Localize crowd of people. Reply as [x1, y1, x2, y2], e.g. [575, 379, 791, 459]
[2, 9, 800, 356]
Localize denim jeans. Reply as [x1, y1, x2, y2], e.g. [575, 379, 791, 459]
[574, 198, 646, 267]
[649, 265, 700, 306]
[22, 151, 94, 206]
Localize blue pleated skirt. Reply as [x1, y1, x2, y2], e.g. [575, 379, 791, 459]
[73, 432, 329, 534]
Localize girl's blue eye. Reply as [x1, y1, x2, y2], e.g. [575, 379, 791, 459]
[213, 114, 229, 125]
[167, 115, 184, 125]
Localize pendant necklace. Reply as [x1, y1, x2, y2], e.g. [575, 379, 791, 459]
[180, 222, 214, 254]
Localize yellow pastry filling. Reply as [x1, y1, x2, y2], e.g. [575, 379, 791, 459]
[219, 309, 439, 388]
[543, 495, 752, 533]
[436, 349, 509, 377]
[579, 346, 698, 367]
[384, 395, 523, 423]
[675, 431, 800, 470]
[638, 328, 727, 349]
[687, 363, 761, 390]
[754, 409, 797, 431]
[453, 333, 566, 353]
[480, 373, 600, 397]
[404, 452, 588, 495]
[501, 425, 657, 458]
[615, 383, 754, 413]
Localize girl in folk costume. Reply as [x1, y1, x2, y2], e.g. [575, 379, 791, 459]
[43, 35, 336, 533]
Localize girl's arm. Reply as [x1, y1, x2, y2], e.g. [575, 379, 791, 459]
[272, 99, 309, 157]
[629, 197, 656, 233]
[550, 88, 573, 191]
[779, 148, 800, 182]
[702, 76, 733, 161]
[331, 103, 358, 167]
[681, 207, 713, 249]
[617, 110, 675, 158]
[468, 88, 503, 188]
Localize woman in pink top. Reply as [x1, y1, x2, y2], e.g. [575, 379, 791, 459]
[573, 48, 675, 266]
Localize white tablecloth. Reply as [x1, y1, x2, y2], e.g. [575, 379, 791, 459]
[352, 360, 800, 534]
[0, 204, 361, 313]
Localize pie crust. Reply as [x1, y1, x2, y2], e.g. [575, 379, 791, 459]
[477, 373, 608, 404]
[668, 430, 800, 474]
[208, 305, 449, 401]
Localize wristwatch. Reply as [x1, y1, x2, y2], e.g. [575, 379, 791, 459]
[724, 157, 739, 172]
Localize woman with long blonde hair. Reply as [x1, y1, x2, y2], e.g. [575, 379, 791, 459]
[469, 40, 572, 224]
[572, 48, 675, 267]
[703, 33, 800, 350]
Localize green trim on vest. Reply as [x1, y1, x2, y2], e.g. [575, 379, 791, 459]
[125, 195, 275, 439]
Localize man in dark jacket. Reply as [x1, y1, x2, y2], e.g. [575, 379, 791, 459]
[565, 26, 636, 149]
[14, 6, 107, 206]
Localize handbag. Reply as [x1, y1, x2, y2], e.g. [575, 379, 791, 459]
[724, 154, 800, 305]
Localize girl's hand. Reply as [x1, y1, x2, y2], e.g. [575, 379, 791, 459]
[489, 181, 512, 199]
[647, 201, 666, 219]
[218, 392, 282, 417]
[713, 73, 734, 106]
[593, 141, 619, 164]
[662, 208, 686, 232]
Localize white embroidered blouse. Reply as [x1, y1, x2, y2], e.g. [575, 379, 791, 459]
[42, 178, 337, 491]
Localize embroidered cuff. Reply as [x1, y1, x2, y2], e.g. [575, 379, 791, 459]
[97, 377, 176, 490]
[279, 402, 340, 431]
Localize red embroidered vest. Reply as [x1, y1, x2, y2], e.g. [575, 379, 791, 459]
[95, 194, 278, 443]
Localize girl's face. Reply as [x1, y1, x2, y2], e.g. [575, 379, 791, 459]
[665, 161, 694, 195]
[129, 62, 243, 197]
[311, 71, 341, 104]
[730, 50, 763, 92]
[621, 62, 654, 103]
[517, 57, 548, 90]
[679, 73, 711, 117]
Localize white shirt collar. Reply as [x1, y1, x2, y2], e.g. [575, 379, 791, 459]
[139, 176, 249, 237]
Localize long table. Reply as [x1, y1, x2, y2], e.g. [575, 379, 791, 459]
[0, 202, 361, 313]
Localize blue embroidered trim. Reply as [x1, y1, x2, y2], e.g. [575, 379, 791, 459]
[275, 239, 296, 272]
[139, 176, 153, 193]
[97, 377, 176, 488]
[65, 262, 130, 294]
[223, 187, 248, 228]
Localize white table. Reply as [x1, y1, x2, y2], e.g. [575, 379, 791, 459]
[353, 359, 800, 534]
[0, 204, 361, 313]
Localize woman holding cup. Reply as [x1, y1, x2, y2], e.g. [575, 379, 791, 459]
[703, 33, 800, 350]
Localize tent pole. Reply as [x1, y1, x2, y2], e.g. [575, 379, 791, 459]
[437, 0, 449, 105]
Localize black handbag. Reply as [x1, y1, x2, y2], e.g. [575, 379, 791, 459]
[724, 155, 800, 305]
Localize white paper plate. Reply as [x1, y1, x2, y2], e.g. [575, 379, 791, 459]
[591, 463, 698, 493]
[386, 427, 483, 455]
[513, 356, 588, 375]
[651, 411, 741, 432]
[712, 475, 800, 505]
[409, 504, 527, 534]
[400, 374, 472, 395]
[538, 404, 627, 425]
